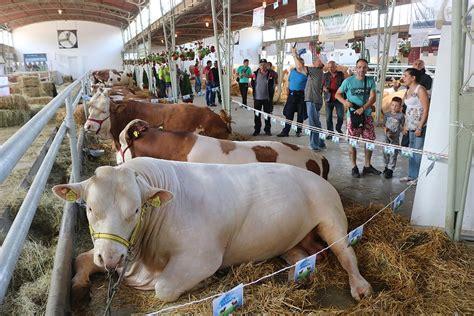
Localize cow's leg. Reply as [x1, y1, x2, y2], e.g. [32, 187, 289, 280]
[317, 221, 373, 301]
[71, 249, 106, 305]
[154, 253, 222, 302]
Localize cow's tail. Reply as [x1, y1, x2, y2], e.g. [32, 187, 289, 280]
[219, 109, 233, 134]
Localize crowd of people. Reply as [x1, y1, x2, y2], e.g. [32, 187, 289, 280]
[233, 50, 432, 184]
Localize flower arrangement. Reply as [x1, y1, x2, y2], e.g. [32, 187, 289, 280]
[351, 41, 362, 53]
[398, 40, 411, 57]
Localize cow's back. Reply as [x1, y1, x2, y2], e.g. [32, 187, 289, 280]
[111, 101, 229, 142]
[123, 157, 341, 267]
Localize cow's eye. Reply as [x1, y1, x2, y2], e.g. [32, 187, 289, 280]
[88, 207, 92, 213]
[135, 209, 139, 214]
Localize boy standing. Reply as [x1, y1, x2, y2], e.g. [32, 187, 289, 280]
[383, 96, 405, 179]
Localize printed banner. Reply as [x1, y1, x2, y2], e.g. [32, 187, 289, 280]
[364, 33, 399, 57]
[297, 0, 316, 18]
[319, 5, 355, 42]
[252, 7, 265, 27]
[293, 254, 316, 282]
[212, 284, 244, 316]
[410, 32, 430, 47]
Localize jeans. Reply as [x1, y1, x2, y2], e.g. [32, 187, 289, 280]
[254, 99, 272, 133]
[205, 81, 215, 106]
[239, 83, 249, 105]
[408, 128, 426, 179]
[326, 100, 344, 133]
[383, 134, 400, 170]
[195, 77, 201, 94]
[281, 92, 305, 134]
[306, 102, 325, 150]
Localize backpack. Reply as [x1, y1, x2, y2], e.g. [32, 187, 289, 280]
[349, 77, 368, 128]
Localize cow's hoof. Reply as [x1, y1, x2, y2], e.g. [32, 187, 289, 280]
[71, 283, 91, 308]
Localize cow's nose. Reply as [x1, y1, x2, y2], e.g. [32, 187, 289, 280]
[102, 253, 125, 271]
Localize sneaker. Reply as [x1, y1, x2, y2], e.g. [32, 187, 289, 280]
[252, 131, 260, 136]
[400, 176, 414, 182]
[265, 131, 272, 136]
[319, 144, 327, 150]
[352, 166, 360, 178]
[326, 135, 332, 140]
[277, 132, 289, 137]
[363, 165, 382, 175]
[383, 169, 393, 179]
[296, 131, 301, 137]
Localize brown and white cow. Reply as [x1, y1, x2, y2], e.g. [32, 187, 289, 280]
[53, 157, 372, 303]
[117, 119, 330, 179]
[90, 69, 133, 87]
[84, 90, 231, 145]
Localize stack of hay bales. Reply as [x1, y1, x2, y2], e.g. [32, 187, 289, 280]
[18, 76, 41, 98]
[40, 81, 56, 97]
[0, 94, 31, 127]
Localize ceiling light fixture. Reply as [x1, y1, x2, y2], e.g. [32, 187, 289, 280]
[175, 34, 177, 37]
[58, 9, 62, 14]
[205, 22, 209, 27]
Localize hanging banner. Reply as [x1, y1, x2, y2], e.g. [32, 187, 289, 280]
[410, 32, 430, 47]
[319, 5, 355, 42]
[409, 0, 455, 35]
[297, 0, 316, 18]
[364, 33, 399, 57]
[252, 7, 265, 27]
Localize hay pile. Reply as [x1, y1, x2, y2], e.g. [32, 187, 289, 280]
[0, 94, 29, 111]
[18, 75, 40, 88]
[80, 205, 474, 315]
[55, 105, 86, 127]
[9, 82, 21, 94]
[28, 96, 53, 105]
[63, 75, 73, 83]
[229, 132, 251, 141]
[40, 82, 56, 97]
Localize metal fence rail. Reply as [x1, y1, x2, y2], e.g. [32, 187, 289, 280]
[0, 73, 89, 304]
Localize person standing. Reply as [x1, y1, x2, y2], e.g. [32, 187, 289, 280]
[383, 97, 405, 179]
[267, 62, 278, 111]
[212, 61, 222, 104]
[203, 60, 216, 107]
[400, 68, 430, 184]
[336, 58, 381, 178]
[291, 47, 325, 151]
[323, 61, 345, 135]
[237, 59, 252, 105]
[193, 61, 202, 96]
[164, 64, 172, 98]
[250, 59, 272, 136]
[277, 58, 307, 137]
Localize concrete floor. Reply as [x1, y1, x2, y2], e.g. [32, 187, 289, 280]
[192, 93, 414, 220]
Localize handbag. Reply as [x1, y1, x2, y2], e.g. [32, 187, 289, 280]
[349, 77, 368, 128]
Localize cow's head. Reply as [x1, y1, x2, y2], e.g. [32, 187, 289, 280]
[52, 165, 173, 270]
[84, 88, 113, 139]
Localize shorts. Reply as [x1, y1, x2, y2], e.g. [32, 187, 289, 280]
[347, 115, 376, 140]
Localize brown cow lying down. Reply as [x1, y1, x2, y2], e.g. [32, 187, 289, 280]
[117, 119, 330, 179]
[53, 157, 372, 303]
[84, 89, 231, 145]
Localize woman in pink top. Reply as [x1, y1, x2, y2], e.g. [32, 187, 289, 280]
[401, 68, 430, 183]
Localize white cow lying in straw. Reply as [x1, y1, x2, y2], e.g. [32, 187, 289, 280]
[53, 157, 372, 303]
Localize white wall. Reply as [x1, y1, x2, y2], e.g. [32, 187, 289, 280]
[13, 21, 123, 79]
[411, 25, 474, 236]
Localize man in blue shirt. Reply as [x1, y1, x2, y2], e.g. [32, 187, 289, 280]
[277, 58, 308, 137]
[336, 58, 381, 178]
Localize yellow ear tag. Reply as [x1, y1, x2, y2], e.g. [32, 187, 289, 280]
[150, 196, 161, 207]
[158, 125, 164, 130]
[133, 131, 139, 138]
[65, 190, 77, 202]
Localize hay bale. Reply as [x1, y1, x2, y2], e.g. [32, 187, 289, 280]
[63, 75, 73, 83]
[9, 82, 21, 94]
[27, 96, 53, 105]
[0, 94, 29, 111]
[0, 110, 31, 127]
[18, 75, 40, 88]
[40, 82, 56, 97]
[55, 105, 86, 127]
[21, 86, 41, 98]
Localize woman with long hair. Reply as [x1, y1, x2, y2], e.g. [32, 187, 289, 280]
[400, 68, 430, 184]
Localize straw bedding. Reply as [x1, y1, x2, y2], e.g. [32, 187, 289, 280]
[55, 105, 86, 127]
[0, 110, 31, 127]
[78, 204, 474, 315]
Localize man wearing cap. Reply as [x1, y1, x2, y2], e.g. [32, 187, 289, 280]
[250, 59, 273, 136]
[291, 47, 326, 151]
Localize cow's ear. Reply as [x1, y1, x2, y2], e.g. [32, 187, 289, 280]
[112, 102, 127, 114]
[52, 183, 84, 202]
[148, 189, 174, 208]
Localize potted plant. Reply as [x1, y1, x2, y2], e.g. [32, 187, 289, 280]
[399, 40, 411, 57]
[351, 41, 362, 53]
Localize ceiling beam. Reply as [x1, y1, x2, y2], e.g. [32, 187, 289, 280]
[7, 14, 123, 29]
